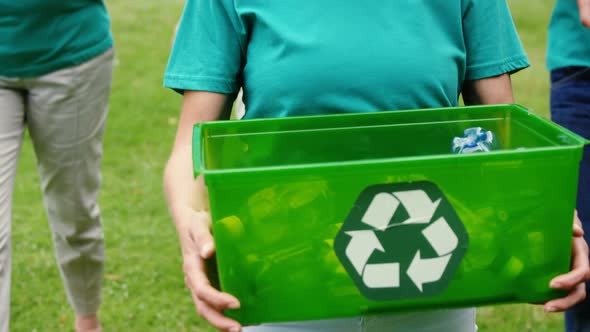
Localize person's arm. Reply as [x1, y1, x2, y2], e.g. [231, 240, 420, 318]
[462, 74, 590, 312]
[164, 91, 242, 332]
[462, 73, 514, 105]
[579, 0, 590, 28]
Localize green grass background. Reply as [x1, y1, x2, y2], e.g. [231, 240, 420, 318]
[9, 0, 565, 331]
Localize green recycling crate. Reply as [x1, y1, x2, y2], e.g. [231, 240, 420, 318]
[192, 104, 587, 325]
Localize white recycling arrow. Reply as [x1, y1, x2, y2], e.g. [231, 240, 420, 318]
[422, 217, 459, 256]
[361, 192, 400, 231]
[363, 263, 400, 288]
[394, 190, 441, 225]
[407, 251, 452, 292]
[345, 230, 385, 275]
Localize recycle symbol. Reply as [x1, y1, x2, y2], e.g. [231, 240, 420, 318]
[334, 181, 469, 301]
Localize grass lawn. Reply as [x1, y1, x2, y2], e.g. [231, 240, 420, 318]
[9, 0, 567, 331]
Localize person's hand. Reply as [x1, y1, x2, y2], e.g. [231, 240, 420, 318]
[175, 176, 242, 332]
[579, 0, 590, 28]
[544, 211, 590, 312]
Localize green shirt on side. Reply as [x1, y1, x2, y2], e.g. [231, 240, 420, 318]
[165, 0, 529, 119]
[548, 0, 590, 70]
[0, 0, 113, 77]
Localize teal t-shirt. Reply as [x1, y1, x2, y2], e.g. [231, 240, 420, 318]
[165, 0, 528, 119]
[548, 0, 590, 70]
[0, 0, 113, 77]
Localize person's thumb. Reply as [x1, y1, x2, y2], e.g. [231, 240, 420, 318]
[188, 209, 215, 259]
[200, 240, 215, 259]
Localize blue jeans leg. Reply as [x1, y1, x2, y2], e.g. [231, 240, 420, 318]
[550, 66, 590, 332]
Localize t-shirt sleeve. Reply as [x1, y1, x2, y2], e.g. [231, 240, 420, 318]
[163, 0, 244, 94]
[462, 0, 530, 80]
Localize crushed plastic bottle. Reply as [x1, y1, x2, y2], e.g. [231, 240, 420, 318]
[452, 127, 497, 154]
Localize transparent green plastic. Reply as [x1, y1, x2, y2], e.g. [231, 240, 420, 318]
[193, 104, 587, 325]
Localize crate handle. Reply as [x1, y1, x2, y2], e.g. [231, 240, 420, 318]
[192, 124, 203, 178]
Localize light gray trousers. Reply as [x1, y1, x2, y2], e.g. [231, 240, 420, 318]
[0, 48, 114, 332]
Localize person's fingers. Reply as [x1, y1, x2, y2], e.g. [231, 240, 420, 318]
[574, 210, 584, 236]
[574, 223, 585, 237]
[545, 282, 587, 312]
[193, 279, 240, 310]
[543, 216, 590, 312]
[183, 259, 240, 310]
[550, 237, 590, 289]
[579, 0, 590, 28]
[191, 293, 242, 332]
[196, 299, 242, 332]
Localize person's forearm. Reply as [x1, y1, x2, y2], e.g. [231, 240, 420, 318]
[462, 74, 515, 105]
[164, 145, 203, 218]
[163, 91, 232, 227]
